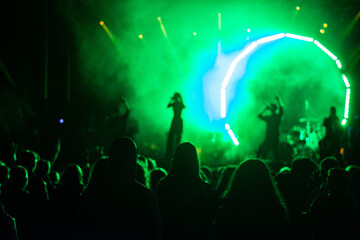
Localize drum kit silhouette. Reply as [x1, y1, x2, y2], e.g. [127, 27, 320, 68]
[286, 117, 324, 156]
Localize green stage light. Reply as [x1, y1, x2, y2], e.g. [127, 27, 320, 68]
[342, 119, 347, 126]
[314, 40, 337, 60]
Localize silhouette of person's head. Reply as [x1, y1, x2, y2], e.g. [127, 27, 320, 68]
[270, 103, 277, 113]
[149, 168, 167, 191]
[62, 164, 83, 192]
[17, 150, 38, 175]
[173, 92, 182, 102]
[109, 137, 138, 180]
[49, 171, 60, 186]
[320, 156, 339, 182]
[346, 165, 360, 195]
[228, 159, 276, 199]
[170, 142, 199, 179]
[327, 168, 350, 195]
[291, 157, 318, 183]
[88, 156, 109, 187]
[9, 166, 28, 190]
[330, 106, 336, 116]
[34, 159, 51, 178]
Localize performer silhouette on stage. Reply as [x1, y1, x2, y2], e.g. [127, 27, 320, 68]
[257, 96, 283, 160]
[165, 93, 186, 162]
[321, 106, 342, 160]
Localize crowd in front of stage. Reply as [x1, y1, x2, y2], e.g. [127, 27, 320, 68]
[1, 136, 360, 240]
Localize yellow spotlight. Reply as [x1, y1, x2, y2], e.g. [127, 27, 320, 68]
[99, 21, 104, 26]
[139, 34, 143, 39]
[296, 6, 300, 11]
[323, 23, 328, 28]
[320, 29, 325, 34]
[157, 17, 161, 21]
[193, 32, 197, 36]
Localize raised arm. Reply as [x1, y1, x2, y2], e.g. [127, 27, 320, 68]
[167, 97, 174, 108]
[258, 106, 269, 120]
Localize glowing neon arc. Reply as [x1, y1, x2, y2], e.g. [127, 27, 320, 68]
[221, 33, 351, 144]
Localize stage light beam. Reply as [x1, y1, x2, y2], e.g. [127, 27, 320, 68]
[218, 13, 221, 30]
[342, 119, 347, 126]
[157, 17, 168, 38]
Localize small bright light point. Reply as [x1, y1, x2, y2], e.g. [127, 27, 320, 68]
[193, 32, 197, 36]
[285, 33, 313, 42]
[320, 29, 325, 34]
[296, 6, 300, 11]
[138, 34, 143, 39]
[157, 17, 161, 21]
[99, 21, 104, 26]
[323, 23, 328, 28]
[247, 28, 251, 33]
[246, 37, 250, 40]
[225, 123, 230, 130]
[257, 33, 285, 44]
[342, 119, 347, 126]
[59, 119, 64, 124]
[314, 40, 337, 60]
[336, 60, 342, 69]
